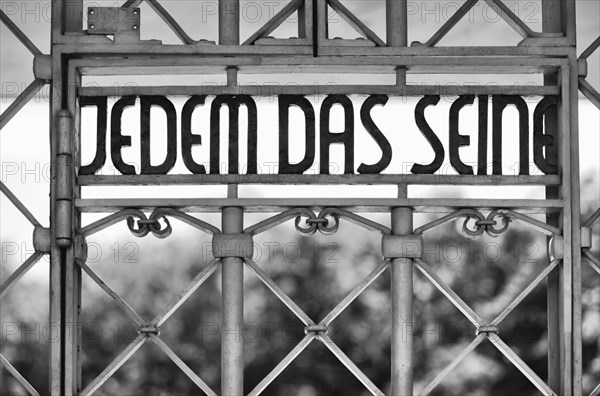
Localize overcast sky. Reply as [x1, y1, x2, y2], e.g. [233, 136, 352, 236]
[0, 0, 599, 92]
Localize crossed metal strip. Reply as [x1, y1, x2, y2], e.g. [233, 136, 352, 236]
[0, 353, 40, 396]
[413, 0, 541, 47]
[77, 209, 221, 393]
[582, 208, 600, 275]
[0, 181, 47, 392]
[243, 207, 391, 396]
[414, 208, 560, 237]
[77, 257, 219, 395]
[0, 11, 48, 130]
[121, 0, 196, 44]
[245, 257, 389, 396]
[578, 37, 600, 109]
[412, 206, 562, 395]
[414, 256, 559, 395]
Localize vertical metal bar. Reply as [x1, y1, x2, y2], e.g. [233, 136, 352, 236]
[317, 0, 327, 41]
[49, 4, 64, 385]
[560, 62, 574, 396]
[541, 1, 562, 392]
[298, 0, 306, 38]
[568, 48, 582, 396]
[219, 0, 239, 45]
[387, 0, 407, 86]
[391, 185, 413, 395]
[561, 4, 581, 394]
[63, 0, 83, 33]
[64, 66, 83, 395]
[221, 185, 244, 396]
[386, 0, 407, 47]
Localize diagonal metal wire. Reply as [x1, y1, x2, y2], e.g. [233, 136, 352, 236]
[319, 259, 390, 326]
[590, 382, 600, 396]
[244, 255, 387, 395]
[150, 258, 220, 326]
[419, 333, 486, 396]
[248, 334, 316, 396]
[0, 353, 40, 396]
[490, 259, 559, 326]
[0, 181, 42, 227]
[416, 0, 478, 47]
[0, 10, 42, 55]
[121, 0, 196, 44]
[243, 0, 303, 45]
[583, 250, 600, 275]
[0, 251, 44, 299]
[414, 258, 485, 327]
[483, 0, 534, 38]
[327, 0, 385, 46]
[580, 36, 600, 60]
[77, 251, 219, 394]
[318, 333, 385, 396]
[495, 210, 561, 236]
[80, 334, 148, 396]
[0, 79, 46, 131]
[579, 78, 600, 110]
[245, 258, 315, 326]
[76, 258, 146, 325]
[489, 333, 557, 396]
[144, 0, 196, 44]
[121, 0, 145, 9]
[578, 37, 600, 110]
[583, 208, 600, 228]
[149, 334, 217, 396]
[416, 254, 559, 395]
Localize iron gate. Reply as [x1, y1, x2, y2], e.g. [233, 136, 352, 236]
[1, 0, 599, 395]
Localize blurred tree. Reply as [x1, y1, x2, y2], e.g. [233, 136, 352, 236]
[1, 206, 598, 395]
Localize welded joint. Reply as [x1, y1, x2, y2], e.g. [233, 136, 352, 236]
[213, 233, 254, 258]
[56, 110, 73, 248]
[581, 227, 592, 249]
[476, 325, 498, 336]
[226, 67, 238, 87]
[138, 326, 160, 336]
[33, 227, 51, 253]
[33, 55, 52, 81]
[578, 58, 588, 78]
[304, 325, 328, 335]
[382, 234, 423, 259]
[549, 235, 564, 260]
[74, 235, 88, 262]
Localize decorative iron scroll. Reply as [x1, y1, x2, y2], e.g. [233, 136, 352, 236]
[79, 208, 220, 238]
[244, 207, 391, 237]
[414, 208, 561, 237]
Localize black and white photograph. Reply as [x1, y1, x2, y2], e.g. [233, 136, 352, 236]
[1, 0, 599, 394]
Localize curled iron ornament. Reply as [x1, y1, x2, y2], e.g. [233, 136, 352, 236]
[126, 211, 172, 239]
[462, 210, 510, 237]
[295, 211, 339, 236]
[294, 210, 340, 236]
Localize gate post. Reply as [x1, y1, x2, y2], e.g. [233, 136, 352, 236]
[221, 185, 244, 395]
[541, 0, 562, 392]
[391, 185, 413, 395]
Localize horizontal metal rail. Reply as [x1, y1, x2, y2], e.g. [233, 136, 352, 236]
[74, 198, 565, 214]
[78, 174, 562, 186]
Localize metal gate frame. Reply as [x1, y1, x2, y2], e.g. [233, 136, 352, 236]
[1, 0, 598, 395]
